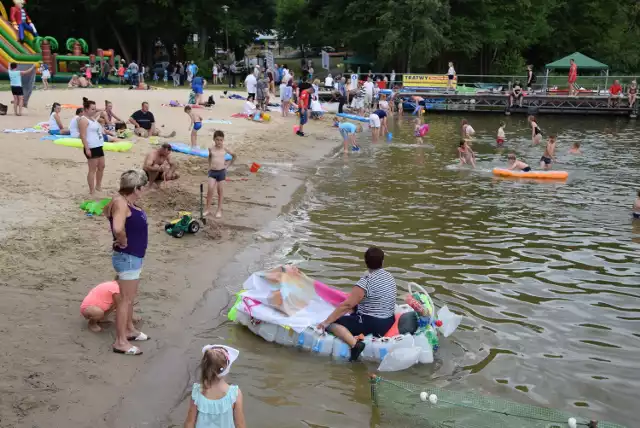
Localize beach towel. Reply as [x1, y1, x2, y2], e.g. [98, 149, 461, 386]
[4, 127, 46, 133]
[228, 94, 247, 100]
[21, 66, 36, 108]
[231, 113, 249, 118]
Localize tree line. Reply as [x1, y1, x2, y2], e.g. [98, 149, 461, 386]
[23, 0, 640, 74]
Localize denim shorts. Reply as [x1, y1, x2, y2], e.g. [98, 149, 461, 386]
[112, 251, 144, 280]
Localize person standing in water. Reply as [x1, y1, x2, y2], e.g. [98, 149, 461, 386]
[540, 135, 556, 170]
[461, 119, 475, 139]
[497, 121, 506, 146]
[529, 115, 542, 145]
[458, 140, 476, 168]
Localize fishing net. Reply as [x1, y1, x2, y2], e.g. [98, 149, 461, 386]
[370, 376, 626, 428]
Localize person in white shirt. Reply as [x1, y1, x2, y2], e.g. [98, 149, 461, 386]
[324, 74, 333, 88]
[212, 64, 218, 83]
[389, 69, 396, 88]
[243, 99, 257, 116]
[447, 62, 456, 92]
[363, 76, 375, 110]
[244, 73, 257, 100]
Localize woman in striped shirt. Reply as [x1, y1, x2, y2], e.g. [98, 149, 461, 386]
[318, 247, 397, 361]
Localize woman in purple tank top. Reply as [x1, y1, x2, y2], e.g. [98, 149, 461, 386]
[104, 169, 149, 356]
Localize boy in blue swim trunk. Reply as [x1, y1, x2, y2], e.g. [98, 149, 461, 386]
[206, 130, 236, 218]
[184, 105, 203, 148]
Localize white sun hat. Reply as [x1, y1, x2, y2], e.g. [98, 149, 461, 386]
[201, 344, 239, 377]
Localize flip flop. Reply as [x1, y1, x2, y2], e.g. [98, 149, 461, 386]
[113, 346, 143, 355]
[127, 332, 150, 341]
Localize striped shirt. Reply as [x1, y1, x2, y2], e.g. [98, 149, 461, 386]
[356, 268, 397, 318]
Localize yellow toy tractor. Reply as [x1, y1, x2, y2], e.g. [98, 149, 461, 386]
[164, 184, 207, 238]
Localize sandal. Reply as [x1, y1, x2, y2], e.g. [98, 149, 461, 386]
[113, 346, 143, 356]
[127, 332, 150, 341]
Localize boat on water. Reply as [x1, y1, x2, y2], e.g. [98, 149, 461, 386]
[228, 267, 462, 371]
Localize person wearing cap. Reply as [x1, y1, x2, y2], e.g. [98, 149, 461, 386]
[142, 143, 179, 187]
[184, 345, 246, 428]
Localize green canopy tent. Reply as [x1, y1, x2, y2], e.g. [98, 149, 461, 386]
[544, 52, 609, 89]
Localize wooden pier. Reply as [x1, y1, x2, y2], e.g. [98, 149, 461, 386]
[401, 92, 638, 118]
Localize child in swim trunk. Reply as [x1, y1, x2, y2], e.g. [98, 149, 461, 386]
[338, 120, 363, 153]
[497, 121, 506, 145]
[80, 281, 120, 332]
[507, 153, 531, 171]
[184, 105, 203, 149]
[414, 117, 423, 144]
[369, 112, 381, 142]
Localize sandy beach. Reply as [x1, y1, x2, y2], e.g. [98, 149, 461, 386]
[0, 86, 337, 427]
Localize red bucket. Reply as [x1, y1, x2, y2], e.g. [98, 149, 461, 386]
[250, 162, 261, 173]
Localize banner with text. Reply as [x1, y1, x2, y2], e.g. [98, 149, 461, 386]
[403, 74, 457, 90]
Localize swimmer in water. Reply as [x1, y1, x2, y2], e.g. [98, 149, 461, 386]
[414, 117, 423, 145]
[497, 121, 506, 146]
[458, 139, 476, 168]
[529, 115, 542, 145]
[461, 119, 475, 139]
[184, 105, 203, 149]
[569, 142, 582, 154]
[634, 190, 640, 218]
[540, 135, 556, 170]
[506, 153, 531, 172]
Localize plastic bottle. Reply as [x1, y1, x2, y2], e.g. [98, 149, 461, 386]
[426, 327, 439, 351]
[312, 333, 335, 356]
[234, 309, 251, 327]
[332, 338, 351, 360]
[414, 333, 434, 364]
[390, 334, 415, 352]
[275, 326, 296, 346]
[360, 336, 376, 361]
[372, 337, 393, 360]
[258, 322, 278, 342]
[297, 327, 319, 351]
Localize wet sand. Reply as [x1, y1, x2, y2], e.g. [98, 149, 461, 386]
[0, 86, 339, 427]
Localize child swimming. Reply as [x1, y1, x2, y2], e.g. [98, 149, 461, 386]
[540, 135, 556, 169]
[497, 121, 506, 145]
[506, 153, 531, 171]
[184, 105, 203, 148]
[569, 142, 582, 154]
[458, 139, 476, 168]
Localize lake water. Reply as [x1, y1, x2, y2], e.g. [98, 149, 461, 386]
[219, 114, 640, 428]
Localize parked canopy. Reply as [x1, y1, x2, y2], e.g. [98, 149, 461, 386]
[545, 52, 608, 70]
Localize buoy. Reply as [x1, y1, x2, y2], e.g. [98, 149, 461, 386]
[568, 418, 577, 428]
[429, 394, 438, 405]
[293, 125, 300, 134]
[420, 392, 428, 402]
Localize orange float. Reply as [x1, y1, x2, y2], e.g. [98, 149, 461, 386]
[492, 168, 568, 180]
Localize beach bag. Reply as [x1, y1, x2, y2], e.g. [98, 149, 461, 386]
[262, 266, 316, 316]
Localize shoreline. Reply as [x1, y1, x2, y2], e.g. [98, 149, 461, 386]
[0, 86, 340, 427]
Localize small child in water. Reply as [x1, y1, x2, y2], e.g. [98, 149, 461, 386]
[338, 119, 363, 153]
[206, 130, 236, 218]
[183, 345, 246, 428]
[414, 117, 424, 144]
[540, 135, 557, 170]
[507, 153, 531, 171]
[569, 142, 582, 154]
[458, 139, 476, 168]
[497, 121, 506, 145]
[184, 105, 203, 148]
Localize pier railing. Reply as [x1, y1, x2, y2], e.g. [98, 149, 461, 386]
[349, 73, 638, 92]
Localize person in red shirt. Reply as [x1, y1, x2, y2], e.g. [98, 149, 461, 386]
[297, 87, 313, 137]
[608, 79, 623, 107]
[568, 58, 578, 96]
